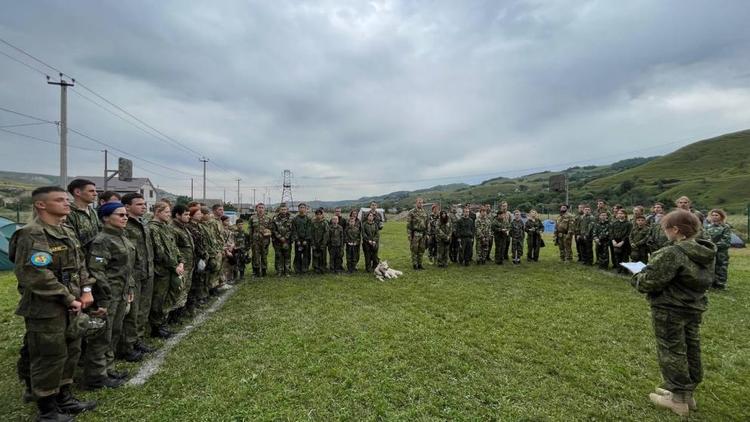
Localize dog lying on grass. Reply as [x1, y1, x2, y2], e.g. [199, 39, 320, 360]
[374, 260, 403, 281]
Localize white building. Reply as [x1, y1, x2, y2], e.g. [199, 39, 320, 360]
[75, 176, 159, 209]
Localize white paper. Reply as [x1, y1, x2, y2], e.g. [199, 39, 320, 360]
[620, 261, 647, 274]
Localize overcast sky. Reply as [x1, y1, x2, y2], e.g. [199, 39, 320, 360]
[1, 1, 749, 202]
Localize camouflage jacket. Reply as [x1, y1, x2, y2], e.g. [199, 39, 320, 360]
[633, 238, 716, 312]
[510, 219, 525, 241]
[330, 215, 348, 232]
[629, 225, 650, 249]
[311, 219, 330, 248]
[436, 220, 452, 243]
[65, 204, 101, 250]
[124, 217, 154, 281]
[572, 212, 584, 235]
[200, 220, 222, 255]
[272, 213, 293, 246]
[554, 212, 576, 235]
[171, 220, 195, 267]
[591, 220, 610, 243]
[427, 213, 440, 236]
[9, 219, 93, 318]
[705, 223, 732, 251]
[88, 225, 136, 309]
[406, 208, 429, 235]
[362, 220, 380, 243]
[578, 214, 596, 238]
[610, 219, 632, 241]
[491, 214, 511, 236]
[329, 223, 344, 247]
[455, 216, 475, 238]
[475, 215, 492, 240]
[187, 221, 209, 260]
[524, 218, 544, 235]
[291, 214, 313, 243]
[345, 218, 361, 244]
[231, 225, 249, 251]
[648, 223, 670, 252]
[249, 213, 274, 242]
[148, 220, 183, 272]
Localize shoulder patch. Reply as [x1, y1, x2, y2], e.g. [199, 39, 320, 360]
[30, 252, 53, 267]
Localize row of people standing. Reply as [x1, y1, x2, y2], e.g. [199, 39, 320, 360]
[555, 196, 732, 289]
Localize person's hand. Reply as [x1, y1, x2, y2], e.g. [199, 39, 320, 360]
[176, 262, 185, 275]
[127, 291, 134, 303]
[91, 307, 108, 317]
[80, 291, 94, 309]
[69, 300, 82, 315]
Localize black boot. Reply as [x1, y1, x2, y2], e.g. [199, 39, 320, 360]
[261, 268, 267, 277]
[22, 376, 33, 403]
[37, 394, 74, 422]
[56, 384, 97, 414]
[80, 375, 125, 391]
[134, 340, 156, 354]
[252, 267, 260, 277]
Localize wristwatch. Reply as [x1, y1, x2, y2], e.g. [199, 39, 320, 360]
[82, 286, 92, 293]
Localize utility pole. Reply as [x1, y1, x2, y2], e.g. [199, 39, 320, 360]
[199, 157, 209, 201]
[236, 178, 241, 212]
[190, 178, 194, 199]
[223, 188, 226, 204]
[103, 149, 109, 191]
[48, 74, 74, 188]
[252, 188, 256, 206]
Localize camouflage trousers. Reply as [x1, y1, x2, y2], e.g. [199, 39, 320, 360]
[329, 245, 343, 272]
[595, 240, 610, 269]
[427, 235, 437, 261]
[19, 314, 81, 398]
[346, 243, 360, 272]
[578, 236, 593, 265]
[294, 242, 311, 274]
[511, 238, 523, 261]
[494, 232, 508, 264]
[475, 236, 490, 263]
[136, 275, 154, 340]
[208, 253, 223, 288]
[557, 232, 573, 261]
[274, 243, 292, 275]
[174, 261, 193, 308]
[630, 245, 649, 265]
[714, 248, 729, 288]
[120, 276, 148, 354]
[363, 241, 379, 272]
[410, 233, 427, 266]
[449, 235, 459, 262]
[527, 233, 542, 261]
[651, 307, 703, 397]
[150, 268, 182, 328]
[436, 240, 450, 267]
[84, 285, 127, 382]
[312, 245, 327, 273]
[252, 238, 271, 271]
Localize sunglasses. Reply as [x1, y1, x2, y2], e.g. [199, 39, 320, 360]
[112, 212, 128, 217]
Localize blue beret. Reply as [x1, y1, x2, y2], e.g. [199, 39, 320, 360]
[98, 202, 125, 219]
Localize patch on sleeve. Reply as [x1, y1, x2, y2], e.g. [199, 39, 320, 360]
[94, 256, 105, 263]
[30, 252, 52, 267]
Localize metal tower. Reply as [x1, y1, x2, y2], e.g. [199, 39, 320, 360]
[281, 169, 294, 208]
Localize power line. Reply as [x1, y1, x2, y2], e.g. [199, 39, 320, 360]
[0, 106, 56, 123]
[0, 122, 52, 129]
[0, 49, 50, 78]
[0, 127, 100, 151]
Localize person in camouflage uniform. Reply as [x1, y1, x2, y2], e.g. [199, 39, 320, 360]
[82, 202, 135, 389]
[592, 211, 611, 269]
[310, 209, 330, 274]
[648, 203, 670, 254]
[427, 204, 440, 264]
[65, 179, 102, 252]
[170, 205, 195, 322]
[232, 218, 249, 280]
[629, 214, 651, 264]
[573, 204, 585, 262]
[611, 209, 633, 273]
[407, 198, 429, 270]
[474, 207, 492, 264]
[491, 208, 511, 265]
[483, 204, 494, 254]
[596, 199, 612, 220]
[498, 202, 512, 260]
[10, 186, 98, 420]
[362, 212, 380, 272]
[554, 204, 576, 262]
[577, 205, 596, 265]
[455, 206, 475, 266]
[185, 205, 209, 314]
[119, 193, 156, 359]
[705, 209, 732, 289]
[328, 215, 344, 273]
[148, 202, 185, 339]
[292, 203, 313, 274]
[368, 201, 385, 231]
[509, 210, 525, 264]
[449, 208, 460, 263]
[331, 207, 348, 232]
[272, 203, 293, 276]
[249, 203, 273, 277]
[220, 216, 236, 285]
[345, 210, 362, 273]
[206, 205, 225, 291]
[435, 210, 453, 267]
[524, 209, 544, 262]
[198, 207, 220, 295]
[631, 210, 716, 417]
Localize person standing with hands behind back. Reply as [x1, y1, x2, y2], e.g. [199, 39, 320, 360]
[631, 210, 716, 417]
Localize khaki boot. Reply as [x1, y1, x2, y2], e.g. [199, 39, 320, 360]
[654, 387, 697, 411]
[649, 392, 689, 417]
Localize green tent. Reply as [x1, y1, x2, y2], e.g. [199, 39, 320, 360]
[0, 217, 23, 270]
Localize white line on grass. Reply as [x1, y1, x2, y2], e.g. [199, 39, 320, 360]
[127, 286, 239, 386]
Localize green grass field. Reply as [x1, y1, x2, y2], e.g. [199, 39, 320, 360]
[1, 222, 748, 421]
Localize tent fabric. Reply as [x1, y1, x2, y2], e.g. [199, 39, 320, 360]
[543, 220, 555, 233]
[730, 232, 746, 248]
[0, 219, 23, 270]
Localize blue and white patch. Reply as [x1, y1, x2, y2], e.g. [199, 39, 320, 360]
[94, 257, 105, 263]
[30, 252, 52, 267]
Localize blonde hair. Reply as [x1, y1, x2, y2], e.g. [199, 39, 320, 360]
[709, 208, 727, 222]
[153, 201, 170, 214]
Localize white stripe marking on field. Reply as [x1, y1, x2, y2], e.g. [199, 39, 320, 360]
[127, 285, 239, 386]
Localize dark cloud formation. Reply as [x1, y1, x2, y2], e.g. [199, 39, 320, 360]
[1, 1, 749, 201]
